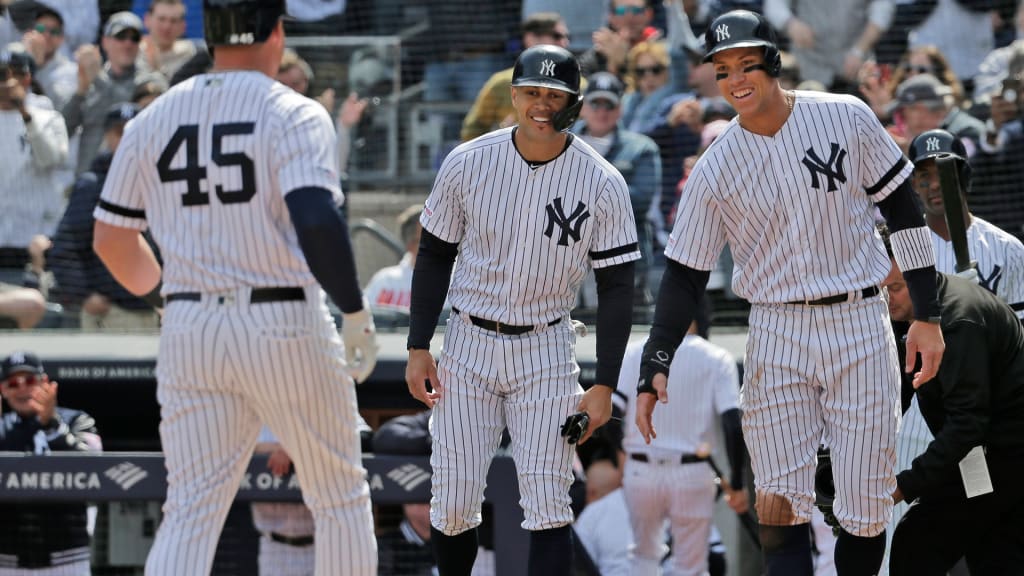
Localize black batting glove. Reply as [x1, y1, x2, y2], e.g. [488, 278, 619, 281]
[637, 344, 673, 395]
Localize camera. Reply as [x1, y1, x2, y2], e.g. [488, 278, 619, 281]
[1001, 76, 1021, 103]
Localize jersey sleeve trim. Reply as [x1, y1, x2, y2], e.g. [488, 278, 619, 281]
[96, 199, 145, 219]
[591, 243, 641, 269]
[865, 157, 911, 200]
[591, 242, 639, 260]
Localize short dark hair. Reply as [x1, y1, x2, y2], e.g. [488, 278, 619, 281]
[35, 6, 63, 25]
[521, 12, 562, 37]
[398, 205, 423, 246]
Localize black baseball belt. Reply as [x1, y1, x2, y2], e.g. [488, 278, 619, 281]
[786, 286, 879, 306]
[267, 532, 314, 547]
[452, 307, 561, 335]
[630, 453, 708, 465]
[165, 287, 305, 304]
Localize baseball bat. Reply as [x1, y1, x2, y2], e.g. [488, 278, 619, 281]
[697, 445, 761, 549]
[935, 154, 976, 274]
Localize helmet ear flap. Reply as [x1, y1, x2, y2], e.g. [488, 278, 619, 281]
[764, 46, 781, 77]
[553, 95, 583, 132]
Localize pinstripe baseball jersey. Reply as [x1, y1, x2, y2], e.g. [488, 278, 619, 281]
[421, 127, 640, 324]
[932, 217, 1024, 318]
[0, 107, 68, 246]
[616, 336, 738, 456]
[93, 71, 341, 293]
[667, 90, 911, 303]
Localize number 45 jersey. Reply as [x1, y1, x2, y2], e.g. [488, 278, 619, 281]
[94, 71, 341, 293]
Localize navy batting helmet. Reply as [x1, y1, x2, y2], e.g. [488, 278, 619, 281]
[703, 10, 781, 77]
[204, 0, 287, 47]
[511, 45, 582, 131]
[909, 128, 972, 186]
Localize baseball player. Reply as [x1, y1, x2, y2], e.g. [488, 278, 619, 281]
[616, 310, 748, 576]
[91, 2, 378, 575]
[404, 44, 640, 576]
[634, 10, 945, 576]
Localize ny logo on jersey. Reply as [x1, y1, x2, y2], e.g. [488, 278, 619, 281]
[715, 24, 730, 42]
[978, 264, 1003, 295]
[539, 59, 556, 76]
[544, 198, 590, 246]
[926, 137, 941, 152]
[801, 143, 848, 192]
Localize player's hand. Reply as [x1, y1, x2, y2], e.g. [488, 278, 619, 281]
[892, 486, 904, 504]
[266, 446, 293, 477]
[635, 373, 668, 444]
[31, 377, 58, 427]
[405, 348, 442, 408]
[905, 320, 944, 388]
[725, 485, 749, 514]
[575, 385, 613, 445]
[956, 267, 980, 284]
[341, 303, 378, 383]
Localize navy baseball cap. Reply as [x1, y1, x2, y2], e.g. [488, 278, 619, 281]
[584, 72, 625, 106]
[1, 351, 44, 380]
[104, 102, 141, 130]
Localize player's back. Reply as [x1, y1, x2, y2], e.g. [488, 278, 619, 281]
[113, 71, 339, 293]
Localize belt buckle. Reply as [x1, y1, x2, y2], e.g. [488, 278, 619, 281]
[216, 293, 236, 305]
[495, 320, 502, 334]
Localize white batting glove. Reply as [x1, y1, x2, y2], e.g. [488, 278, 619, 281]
[342, 299, 378, 384]
[956, 267, 980, 284]
[571, 319, 588, 338]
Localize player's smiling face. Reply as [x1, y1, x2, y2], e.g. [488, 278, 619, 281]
[512, 85, 570, 136]
[713, 47, 771, 116]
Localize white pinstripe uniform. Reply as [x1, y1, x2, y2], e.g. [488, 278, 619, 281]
[93, 71, 375, 576]
[884, 216, 1024, 569]
[667, 91, 930, 536]
[616, 336, 739, 576]
[422, 127, 640, 535]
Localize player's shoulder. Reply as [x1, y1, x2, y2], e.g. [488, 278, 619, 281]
[973, 217, 1024, 249]
[446, 127, 515, 162]
[795, 89, 874, 119]
[569, 135, 630, 182]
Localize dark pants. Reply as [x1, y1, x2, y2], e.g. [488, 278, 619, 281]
[890, 457, 1024, 575]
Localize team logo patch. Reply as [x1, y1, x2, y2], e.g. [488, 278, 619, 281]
[979, 264, 1003, 295]
[801, 143, 848, 192]
[539, 58, 556, 77]
[926, 137, 941, 152]
[715, 24, 730, 42]
[544, 198, 590, 246]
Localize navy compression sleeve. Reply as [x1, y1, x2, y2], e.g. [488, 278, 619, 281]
[594, 261, 635, 387]
[876, 175, 941, 320]
[284, 187, 363, 313]
[407, 229, 459, 349]
[638, 260, 710, 391]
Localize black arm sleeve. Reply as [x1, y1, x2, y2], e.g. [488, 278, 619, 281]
[876, 176, 941, 320]
[407, 229, 459, 349]
[284, 187, 364, 313]
[720, 407, 745, 488]
[638, 260, 710, 392]
[594, 261, 635, 387]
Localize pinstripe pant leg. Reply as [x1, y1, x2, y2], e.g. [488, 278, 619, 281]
[431, 315, 507, 535]
[819, 299, 900, 537]
[247, 298, 376, 576]
[145, 304, 262, 576]
[742, 304, 823, 526]
[504, 322, 580, 532]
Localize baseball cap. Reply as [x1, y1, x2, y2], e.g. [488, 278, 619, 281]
[103, 11, 143, 38]
[890, 73, 952, 111]
[584, 72, 625, 106]
[1, 351, 44, 380]
[34, 2, 64, 25]
[104, 102, 141, 130]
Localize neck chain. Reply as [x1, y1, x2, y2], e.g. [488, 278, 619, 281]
[785, 90, 795, 112]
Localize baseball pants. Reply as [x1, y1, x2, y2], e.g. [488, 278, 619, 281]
[144, 286, 376, 576]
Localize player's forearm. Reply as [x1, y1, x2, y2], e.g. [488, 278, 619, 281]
[407, 230, 458, 349]
[93, 221, 162, 296]
[878, 178, 941, 320]
[594, 261, 635, 386]
[641, 261, 709, 378]
[284, 187, 364, 313]
[720, 408, 745, 488]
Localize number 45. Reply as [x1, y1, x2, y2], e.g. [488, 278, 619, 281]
[157, 123, 256, 206]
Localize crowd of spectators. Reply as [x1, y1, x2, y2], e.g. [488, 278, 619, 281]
[5, 0, 1023, 331]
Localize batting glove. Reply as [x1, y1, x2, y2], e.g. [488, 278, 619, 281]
[956, 267, 980, 284]
[342, 298, 378, 384]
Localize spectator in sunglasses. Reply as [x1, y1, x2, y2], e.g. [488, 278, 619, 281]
[580, 0, 660, 78]
[62, 11, 165, 175]
[0, 350, 102, 573]
[861, 45, 964, 122]
[20, 5, 77, 110]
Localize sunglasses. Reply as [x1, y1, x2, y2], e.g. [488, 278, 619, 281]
[587, 99, 618, 111]
[33, 23, 63, 36]
[635, 65, 666, 77]
[114, 31, 142, 43]
[614, 5, 646, 15]
[549, 32, 571, 42]
[2, 373, 42, 390]
[902, 64, 935, 75]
